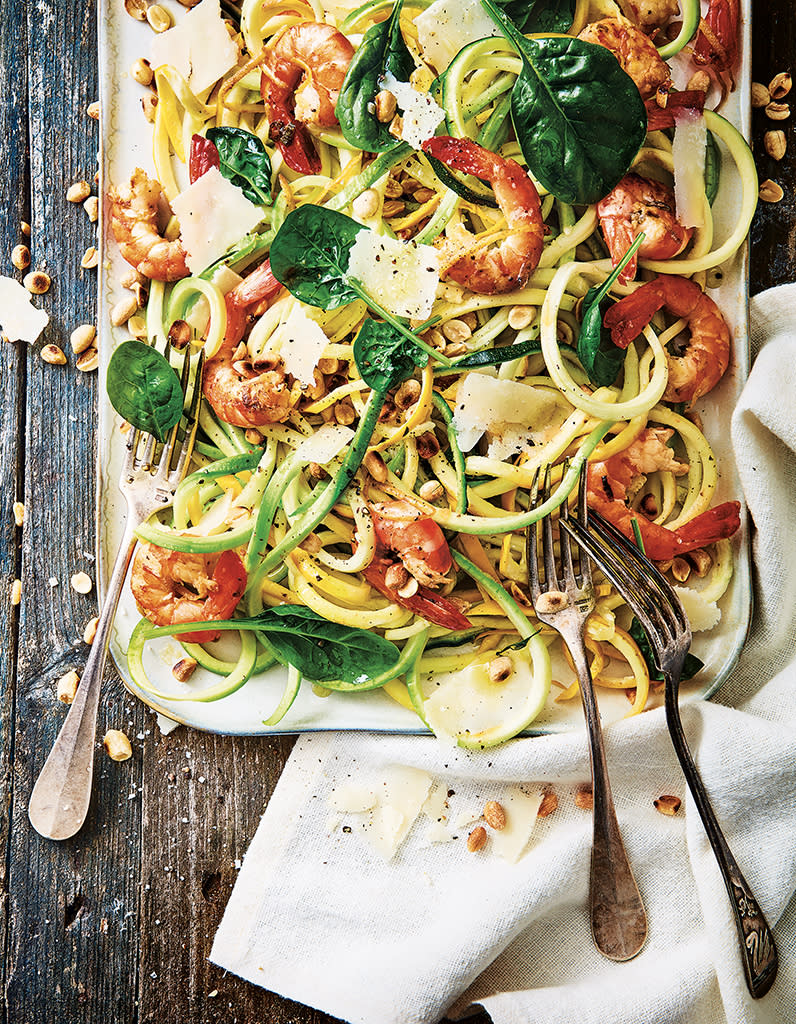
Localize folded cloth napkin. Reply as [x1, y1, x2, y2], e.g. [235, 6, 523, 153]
[211, 285, 796, 1024]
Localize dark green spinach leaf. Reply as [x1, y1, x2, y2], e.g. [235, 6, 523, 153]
[206, 126, 273, 205]
[481, 0, 647, 204]
[336, 0, 414, 152]
[253, 605, 401, 684]
[106, 340, 184, 442]
[269, 204, 364, 308]
[494, 0, 575, 33]
[577, 233, 644, 387]
[629, 617, 704, 682]
[353, 318, 421, 391]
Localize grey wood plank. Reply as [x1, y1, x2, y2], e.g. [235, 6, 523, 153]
[5, 2, 146, 1022]
[0, 4, 30, 1020]
[750, 0, 796, 293]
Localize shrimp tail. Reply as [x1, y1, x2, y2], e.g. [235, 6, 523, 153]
[265, 94, 322, 174]
[221, 260, 283, 346]
[599, 216, 640, 284]
[618, 500, 741, 561]
[603, 282, 666, 347]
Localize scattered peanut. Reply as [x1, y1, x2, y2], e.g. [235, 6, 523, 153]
[484, 800, 506, 831]
[87, 100, 101, 120]
[759, 179, 784, 203]
[537, 791, 558, 818]
[654, 794, 682, 816]
[334, 398, 356, 426]
[172, 657, 198, 683]
[764, 129, 787, 161]
[168, 319, 192, 349]
[13, 502, 25, 527]
[686, 69, 711, 93]
[488, 656, 513, 684]
[441, 318, 472, 345]
[443, 341, 468, 358]
[130, 57, 154, 86]
[20, 221, 31, 237]
[397, 576, 419, 599]
[418, 479, 444, 502]
[110, 293, 139, 327]
[768, 72, 792, 100]
[363, 450, 388, 483]
[381, 199, 406, 219]
[416, 431, 441, 459]
[70, 572, 93, 595]
[467, 825, 488, 852]
[120, 267, 147, 289]
[751, 82, 770, 108]
[81, 245, 99, 269]
[57, 670, 80, 704]
[76, 348, 99, 373]
[146, 4, 172, 31]
[394, 378, 421, 409]
[11, 244, 31, 270]
[352, 188, 380, 220]
[687, 547, 713, 577]
[574, 786, 593, 810]
[384, 176, 403, 199]
[83, 196, 99, 223]
[374, 89, 398, 123]
[11, 579, 22, 606]
[128, 315, 148, 340]
[40, 345, 68, 366]
[83, 615, 99, 644]
[765, 101, 790, 120]
[70, 323, 96, 354]
[24, 271, 51, 294]
[103, 730, 133, 762]
[124, 0, 151, 19]
[141, 93, 159, 122]
[244, 427, 264, 445]
[671, 556, 691, 582]
[384, 563, 410, 590]
[66, 180, 91, 203]
[508, 305, 537, 331]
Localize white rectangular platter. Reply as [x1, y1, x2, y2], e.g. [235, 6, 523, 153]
[98, 0, 753, 735]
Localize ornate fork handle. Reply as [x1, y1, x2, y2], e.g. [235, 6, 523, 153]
[570, 641, 648, 961]
[665, 679, 778, 998]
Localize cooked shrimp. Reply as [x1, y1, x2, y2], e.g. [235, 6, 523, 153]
[587, 430, 740, 560]
[261, 22, 354, 174]
[615, 0, 679, 35]
[130, 544, 247, 643]
[578, 18, 671, 99]
[421, 137, 545, 295]
[693, 0, 740, 74]
[603, 275, 731, 404]
[109, 168, 189, 282]
[222, 260, 283, 347]
[203, 344, 298, 428]
[597, 174, 693, 283]
[369, 500, 452, 588]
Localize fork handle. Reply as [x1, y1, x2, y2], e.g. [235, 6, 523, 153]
[665, 683, 778, 998]
[570, 644, 648, 961]
[28, 525, 138, 841]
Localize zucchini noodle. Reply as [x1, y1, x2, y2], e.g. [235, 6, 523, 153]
[111, 0, 750, 746]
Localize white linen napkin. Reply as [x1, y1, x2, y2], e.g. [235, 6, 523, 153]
[211, 285, 796, 1024]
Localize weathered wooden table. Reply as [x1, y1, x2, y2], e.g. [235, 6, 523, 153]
[1, 3, 794, 1022]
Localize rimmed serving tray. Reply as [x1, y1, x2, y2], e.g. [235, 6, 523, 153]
[97, 0, 753, 735]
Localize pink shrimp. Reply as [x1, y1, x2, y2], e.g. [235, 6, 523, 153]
[597, 174, 693, 283]
[587, 429, 741, 561]
[421, 136, 545, 295]
[578, 18, 672, 99]
[603, 275, 731, 405]
[109, 169, 189, 282]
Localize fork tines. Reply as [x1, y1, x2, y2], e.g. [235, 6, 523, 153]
[526, 463, 591, 599]
[560, 508, 692, 667]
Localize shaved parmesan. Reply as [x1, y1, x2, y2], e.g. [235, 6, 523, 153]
[414, 0, 502, 73]
[277, 303, 330, 385]
[361, 765, 433, 860]
[674, 586, 721, 632]
[328, 782, 378, 813]
[150, 0, 238, 95]
[295, 423, 354, 464]
[170, 167, 263, 274]
[489, 788, 544, 863]
[0, 276, 49, 343]
[347, 231, 439, 321]
[452, 373, 564, 455]
[673, 110, 707, 229]
[381, 72, 445, 150]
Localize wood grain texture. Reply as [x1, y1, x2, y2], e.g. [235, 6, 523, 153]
[0, 2, 792, 1023]
[750, 0, 796, 293]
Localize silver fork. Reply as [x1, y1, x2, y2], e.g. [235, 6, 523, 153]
[562, 508, 778, 998]
[527, 467, 647, 961]
[28, 346, 204, 842]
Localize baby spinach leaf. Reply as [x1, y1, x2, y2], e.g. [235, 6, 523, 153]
[577, 233, 644, 387]
[106, 341, 184, 442]
[269, 204, 364, 308]
[493, 0, 575, 33]
[481, 0, 647, 204]
[353, 318, 420, 392]
[336, 0, 414, 152]
[252, 605, 401, 684]
[206, 126, 273, 205]
[629, 617, 704, 682]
